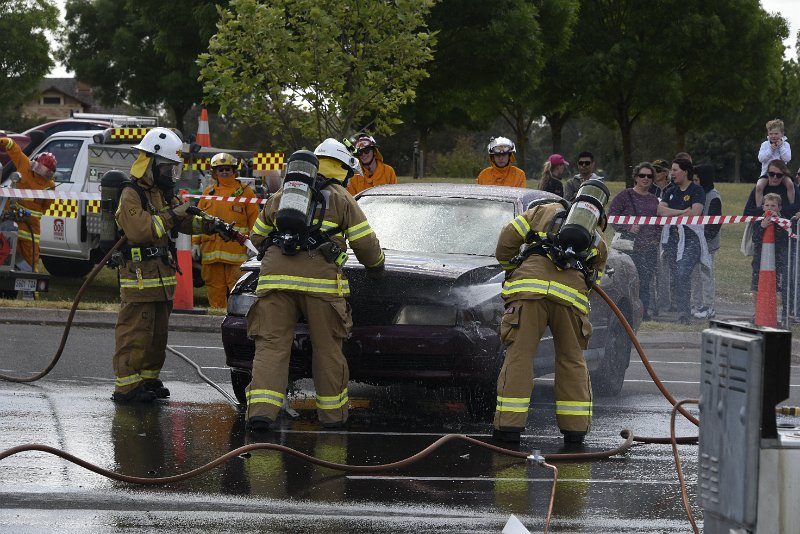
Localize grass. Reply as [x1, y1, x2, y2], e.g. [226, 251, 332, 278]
[0, 178, 763, 316]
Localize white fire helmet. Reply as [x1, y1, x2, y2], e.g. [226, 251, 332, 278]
[314, 138, 362, 176]
[133, 128, 184, 163]
[487, 136, 515, 155]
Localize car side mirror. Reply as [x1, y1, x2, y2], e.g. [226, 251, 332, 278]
[605, 266, 615, 277]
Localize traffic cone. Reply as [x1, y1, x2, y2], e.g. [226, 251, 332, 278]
[173, 232, 194, 311]
[196, 108, 211, 147]
[754, 217, 777, 327]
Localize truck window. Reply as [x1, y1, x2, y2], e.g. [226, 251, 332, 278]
[39, 139, 83, 184]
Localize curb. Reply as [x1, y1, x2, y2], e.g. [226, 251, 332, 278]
[0, 307, 224, 333]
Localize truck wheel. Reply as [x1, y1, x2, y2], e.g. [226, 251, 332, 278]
[591, 306, 632, 397]
[230, 369, 251, 406]
[41, 256, 94, 278]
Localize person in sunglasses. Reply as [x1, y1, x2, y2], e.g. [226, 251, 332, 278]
[744, 159, 799, 220]
[564, 151, 602, 202]
[346, 134, 397, 195]
[607, 162, 661, 320]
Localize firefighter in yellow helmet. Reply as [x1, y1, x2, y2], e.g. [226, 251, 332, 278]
[346, 133, 397, 195]
[0, 138, 56, 273]
[492, 180, 609, 445]
[191, 153, 259, 309]
[477, 136, 527, 188]
[245, 139, 384, 431]
[112, 127, 219, 403]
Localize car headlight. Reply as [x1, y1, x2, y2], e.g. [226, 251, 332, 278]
[393, 305, 457, 326]
[227, 293, 258, 316]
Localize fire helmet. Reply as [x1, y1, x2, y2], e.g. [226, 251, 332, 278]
[31, 152, 57, 179]
[487, 137, 515, 155]
[133, 128, 184, 164]
[314, 138, 362, 177]
[210, 152, 237, 169]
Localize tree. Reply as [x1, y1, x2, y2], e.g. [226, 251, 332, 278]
[0, 0, 58, 126]
[57, 0, 223, 133]
[198, 0, 436, 150]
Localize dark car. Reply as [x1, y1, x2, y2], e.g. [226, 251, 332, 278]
[221, 183, 643, 417]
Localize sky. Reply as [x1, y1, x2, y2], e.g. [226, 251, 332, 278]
[48, 1, 800, 77]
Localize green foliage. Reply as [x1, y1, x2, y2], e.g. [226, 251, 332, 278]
[198, 0, 436, 148]
[0, 0, 58, 125]
[57, 0, 223, 132]
[427, 136, 485, 179]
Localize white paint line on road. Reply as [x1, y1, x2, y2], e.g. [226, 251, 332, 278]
[346, 475, 678, 485]
[169, 345, 224, 350]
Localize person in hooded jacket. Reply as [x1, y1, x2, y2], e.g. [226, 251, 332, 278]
[690, 164, 722, 319]
[0, 137, 56, 273]
[112, 128, 219, 403]
[245, 139, 385, 431]
[191, 153, 260, 309]
[476, 137, 526, 188]
[346, 134, 397, 195]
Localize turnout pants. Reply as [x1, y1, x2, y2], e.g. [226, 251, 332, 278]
[494, 298, 592, 433]
[202, 262, 243, 309]
[246, 291, 352, 425]
[113, 300, 172, 393]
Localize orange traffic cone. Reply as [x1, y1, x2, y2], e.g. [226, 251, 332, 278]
[196, 108, 211, 147]
[173, 232, 195, 311]
[754, 217, 777, 327]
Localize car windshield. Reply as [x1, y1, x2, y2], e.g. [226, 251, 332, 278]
[357, 195, 516, 256]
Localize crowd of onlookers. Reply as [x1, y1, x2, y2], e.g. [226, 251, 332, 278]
[477, 119, 800, 323]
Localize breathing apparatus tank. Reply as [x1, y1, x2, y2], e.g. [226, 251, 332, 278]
[275, 150, 320, 242]
[99, 170, 129, 253]
[557, 179, 610, 253]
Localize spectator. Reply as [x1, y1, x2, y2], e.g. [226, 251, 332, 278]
[657, 158, 707, 324]
[675, 151, 693, 163]
[564, 151, 601, 202]
[744, 159, 798, 219]
[690, 164, 722, 319]
[754, 162, 796, 210]
[650, 159, 672, 200]
[537, 154, 568, 197]
[607, 162, 661, 320]
[751, 192, 789, 309]
[758, 118, 791, 177]
[476, 136, 526, 188]
[346, 134, 397, 195]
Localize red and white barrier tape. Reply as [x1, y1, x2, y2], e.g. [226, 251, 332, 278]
[180, 193, 268, 204]
[608, 214, 796, 238]
[0, 188, 100, 201]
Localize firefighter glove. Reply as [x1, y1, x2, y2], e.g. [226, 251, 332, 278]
[191, 244, 201, 261]
[168, 202, 191, 221]
[201, 219, 217, 234]
[365, 264, 384, 281]
[0, 138, 13, 151]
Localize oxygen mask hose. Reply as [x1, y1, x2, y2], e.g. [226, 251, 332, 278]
[0, 235, 128, 383]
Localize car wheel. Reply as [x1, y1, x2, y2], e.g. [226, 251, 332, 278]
[41, 256, 94, 278]
[230, 369, 251, 405]
[591, 307, 633, 397]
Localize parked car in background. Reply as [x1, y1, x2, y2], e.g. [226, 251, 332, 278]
[0, 118, 114, 166]
[221, 183, 643, 418]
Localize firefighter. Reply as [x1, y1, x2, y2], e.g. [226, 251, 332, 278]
[345, 133, 397, 195]
[191, 153, 260, 309]
[245, 139, 384, 431]
[112, 127, 218, 403]
[492, 180, 609, 444]
[0, 137, 56, 273]
[476, 136, 527, 188]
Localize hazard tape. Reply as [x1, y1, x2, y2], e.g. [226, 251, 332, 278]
[0, 189, 100, 201]
[607, 214, 797, 238]
[181, 193, 267, 204]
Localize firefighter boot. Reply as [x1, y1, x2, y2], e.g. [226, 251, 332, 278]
[562, 430, 586, 444]
[247, 416, 278, 432]
[492, 427, 522, 443]
[143, 379, 170, 399]
[112, 383, 157, 403]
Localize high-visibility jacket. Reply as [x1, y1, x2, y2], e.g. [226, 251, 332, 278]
[249, 181, 384, 301]
[115, 168, 202, 302]
[476, 161, 526, 188]
[495, 202, 608, 314]
[4, 142, 55, 267]
[346, 148, 397, 195]
[191, 176, 259, 265]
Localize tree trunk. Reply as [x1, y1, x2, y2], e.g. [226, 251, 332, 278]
[619, 119, 634, 188]
[734, 143, 742, 184]
[674, 124, 687, 154]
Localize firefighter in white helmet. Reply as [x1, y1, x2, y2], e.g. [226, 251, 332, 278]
[477, 136, 527, 188]
[191, 152, 259, 308]
[346, 133, 397, 195]
[492, 180, 610, 445]
[111, 127, 218, 403]
[245, 139, 384, 431]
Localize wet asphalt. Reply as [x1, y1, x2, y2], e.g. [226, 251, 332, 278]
[1, 308, 799, 533]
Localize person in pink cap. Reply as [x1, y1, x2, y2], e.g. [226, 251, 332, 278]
[537, 154, 569, 197]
